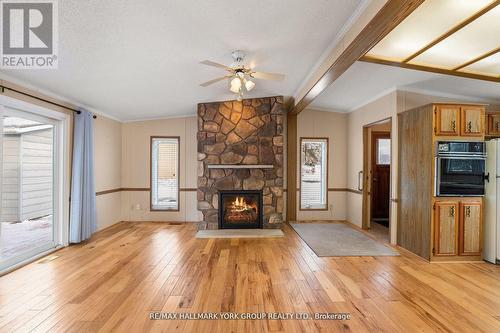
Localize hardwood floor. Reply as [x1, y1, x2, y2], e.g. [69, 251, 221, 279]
[1, 222, 500, 332]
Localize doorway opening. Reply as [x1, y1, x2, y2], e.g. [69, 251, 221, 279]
[362, 118, 392, 243]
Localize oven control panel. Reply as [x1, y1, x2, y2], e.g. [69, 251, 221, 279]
[437, 141, 486, 156]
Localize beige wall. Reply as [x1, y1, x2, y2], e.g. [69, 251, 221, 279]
[121, 116, 200, 222]
[116, 107, 347, 225]
[297, 109, 348, 220]
[346, 91, 397, 238]
[94, 115, 123, 230]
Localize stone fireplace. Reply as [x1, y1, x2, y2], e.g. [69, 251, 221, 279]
[197, 96, 284, 230]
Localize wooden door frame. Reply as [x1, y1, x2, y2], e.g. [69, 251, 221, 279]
[362, 117, 392, 232]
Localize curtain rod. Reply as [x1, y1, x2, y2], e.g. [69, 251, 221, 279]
[0, 84, 97, 119]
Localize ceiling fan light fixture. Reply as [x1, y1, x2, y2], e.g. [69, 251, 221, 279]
[230, 77, 241, 93]
[199, 50, 285, 99]
[230, 77, 241, 89]
[230, 85, 240, 94]
[245, 79, 255, 91]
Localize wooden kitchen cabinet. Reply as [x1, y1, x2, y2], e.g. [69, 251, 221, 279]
[460, 106, 484, 136]
[398, 103, 486, 262]
[432, 198, 483, 259]
[487, 112, 500, 136]
[433, 104, 485, 137]
[434, 105, 460, 136]
[434, 201, 459, 256]
[459, 201, 482, 256]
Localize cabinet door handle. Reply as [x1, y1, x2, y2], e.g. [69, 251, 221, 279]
[451, 120, 456, 132]
[450, 206, 455, 218]
[466, 206, 471, 218]
[467, 121, 472, 133]
[495, 121, 499, 132]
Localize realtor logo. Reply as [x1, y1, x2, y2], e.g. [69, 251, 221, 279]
[1, 0, 58, 69]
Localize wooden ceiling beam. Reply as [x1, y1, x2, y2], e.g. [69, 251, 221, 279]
[452, 46, 500, 71]
[402, 1, 499, 63]
[360, 56, 500, 83]
[290, 0, 424, 116]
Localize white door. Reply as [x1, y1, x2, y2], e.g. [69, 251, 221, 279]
[0, 101, 67, 273]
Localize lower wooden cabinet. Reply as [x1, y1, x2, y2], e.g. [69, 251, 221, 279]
[433, 198, 482, 260]
[459, 201, 482, 256]
[434, 201, 459, 256]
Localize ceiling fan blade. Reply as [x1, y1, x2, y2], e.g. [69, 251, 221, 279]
[199, 76, 229, 87]
[200, 60, 232, 71]
[251, 71, 285, 81]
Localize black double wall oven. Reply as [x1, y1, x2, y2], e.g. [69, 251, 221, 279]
[435, 141, 486, 197]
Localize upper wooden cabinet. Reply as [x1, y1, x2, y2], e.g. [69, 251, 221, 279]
[459, 201, 482, 256]
[434, 105, 460, 136]
[434, 201, 459, 256]
[460, 106, 484, 137]
[433, 104, 485, 137]
[487, 112, 500, 136]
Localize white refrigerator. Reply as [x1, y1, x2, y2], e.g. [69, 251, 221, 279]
[484, 139, 500, 264]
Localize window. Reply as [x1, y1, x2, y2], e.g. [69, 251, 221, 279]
[151, 137, 179, 211]
[300, 138, 328, 210]
[376, 138, 391, 165]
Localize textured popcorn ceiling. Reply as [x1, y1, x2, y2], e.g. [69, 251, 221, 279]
[0, 0, 362, 121]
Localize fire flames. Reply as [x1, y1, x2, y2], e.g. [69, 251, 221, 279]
[224, 196, 258, 223]
[232, 197, 252, 212]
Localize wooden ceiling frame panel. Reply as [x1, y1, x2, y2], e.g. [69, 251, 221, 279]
[453, 46, 500, 71]
[402, 0, 500, 64]
[359, 56, 500, 82]
[290, 0, 425, 116]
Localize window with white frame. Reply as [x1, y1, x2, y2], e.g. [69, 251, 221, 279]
[300, 138, 328, 210]
[151, 137, 179, 211]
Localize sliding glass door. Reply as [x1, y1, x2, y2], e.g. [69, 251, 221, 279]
[0, 102, 66, 273]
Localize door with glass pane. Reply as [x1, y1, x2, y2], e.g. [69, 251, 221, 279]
[371, 132, 391, 223]
[1, 107, 60, 271]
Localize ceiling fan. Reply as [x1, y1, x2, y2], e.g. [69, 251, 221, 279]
[199, 50, 285, 100]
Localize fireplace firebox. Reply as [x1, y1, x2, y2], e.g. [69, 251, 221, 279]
[219, 190, 263, 229]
